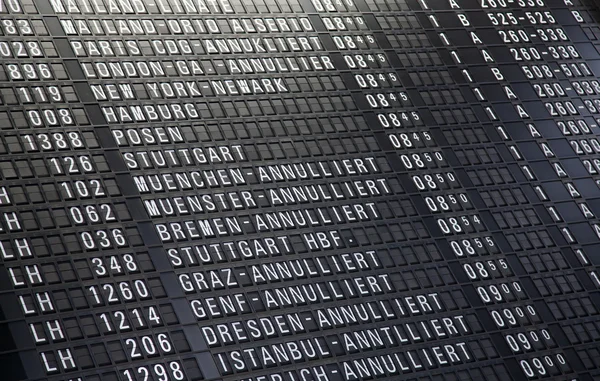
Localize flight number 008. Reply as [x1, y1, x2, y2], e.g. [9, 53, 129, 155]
[27, 108, 74, 126]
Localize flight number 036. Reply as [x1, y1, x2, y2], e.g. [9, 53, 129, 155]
[80, 228, 127, 250]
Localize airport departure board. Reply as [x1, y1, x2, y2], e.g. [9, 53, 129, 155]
[2, 0, 600, 380]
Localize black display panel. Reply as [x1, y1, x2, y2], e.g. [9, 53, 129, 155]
[2, 0, 600, 380]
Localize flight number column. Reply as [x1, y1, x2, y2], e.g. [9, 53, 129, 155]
[0, 1, 204, 381]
